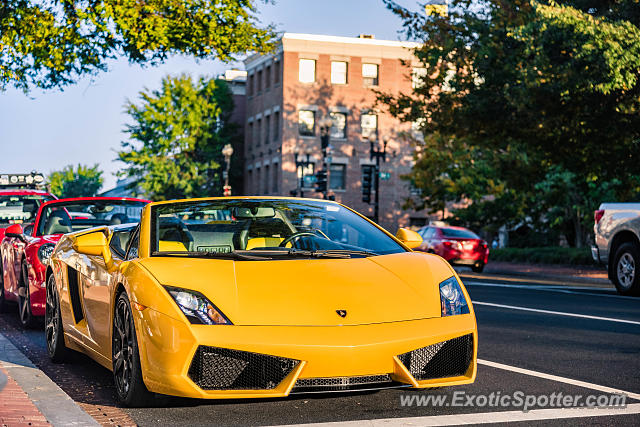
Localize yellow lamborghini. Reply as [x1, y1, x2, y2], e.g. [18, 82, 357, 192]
[45, 197, 477, 407]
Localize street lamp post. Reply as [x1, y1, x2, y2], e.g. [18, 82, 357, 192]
[369, 136, 387, 224]
[294, 150, 313, 197]
[222, 144, 234, 196]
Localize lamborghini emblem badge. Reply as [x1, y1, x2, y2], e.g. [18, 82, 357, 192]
[336, 310, 347, 318]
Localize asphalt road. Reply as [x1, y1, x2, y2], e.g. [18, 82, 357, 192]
[0, 269, 638, 426]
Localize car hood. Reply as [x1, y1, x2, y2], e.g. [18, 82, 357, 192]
[139, 252, 452, 326]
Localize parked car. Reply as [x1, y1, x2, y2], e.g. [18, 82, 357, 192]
[592, 203, 640, 295]
[416, 225, 489, 273]
[0, 197, 149, 327]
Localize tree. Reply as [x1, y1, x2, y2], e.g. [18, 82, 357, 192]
[0, 0, 276, 92]
[118, 74, 237, 200]
[380, 0, 640, 246]
[49, 164, 104, 198]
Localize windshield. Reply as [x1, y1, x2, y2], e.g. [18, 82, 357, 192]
[0, 195, 54, 226]
[37, 200, 147, 236]
[151, 199, 405, 258]
[441, 228, 480, 239]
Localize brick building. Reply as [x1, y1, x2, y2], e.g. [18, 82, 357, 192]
[243, 33, 428, 231]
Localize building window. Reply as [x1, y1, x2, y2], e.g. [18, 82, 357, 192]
[272, 163, 279, 193]
[248, 122, 253, 148]
[248, 74, 254, 96]
[330, 112, 347, 139]
[247, 169, 252, 194]
[264, 164, 270, 193]
[299, 59, 316, 83]
[274, 61, 281, 84]
[298, 110, 315, 136]
[264, 115, 270, 144]
[273, 111, 280, 141]
[362, 63, 379, 86]
[265, 65, 271, 90]
[255, 167, 261, 194]
[412, 67, 427, 89]
[256, 118, 261, 146]
[361, 113, 377, 139]
[257, 70, 262, 92]
[329, 163, 346, 190]
[331, 61, 348, 84]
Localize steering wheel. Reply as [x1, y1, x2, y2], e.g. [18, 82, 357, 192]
[279, 232, 320, 248]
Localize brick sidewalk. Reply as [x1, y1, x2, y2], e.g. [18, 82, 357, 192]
[0, 367, 49, 427]
[485, 261, 608, 281]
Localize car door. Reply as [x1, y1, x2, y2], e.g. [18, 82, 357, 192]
[81, 227, 133, 360]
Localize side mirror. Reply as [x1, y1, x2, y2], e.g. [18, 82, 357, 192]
[72, 230, 115, 270]
[396, 228, 423, 249]
[5, 224, 26, 242]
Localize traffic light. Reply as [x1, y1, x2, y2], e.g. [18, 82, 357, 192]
[223, 185, 232, 196]
[314, 170, 327, 194]
[362, 165, 373, 204]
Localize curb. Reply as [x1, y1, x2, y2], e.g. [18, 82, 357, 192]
[0, 332, 99, 426]
[483, 269, 610, 286]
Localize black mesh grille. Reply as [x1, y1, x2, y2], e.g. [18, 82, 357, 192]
[292, 374, 403, 393]
[398, 334, 473, 381]
[188, 346, 299, 390]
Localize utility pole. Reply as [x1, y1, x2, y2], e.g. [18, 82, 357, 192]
[369, 137, 387, 224]
[317, 116, 333, 199]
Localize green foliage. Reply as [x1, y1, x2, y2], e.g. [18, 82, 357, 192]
[490, 247, 595, 265]
[118, 74, 237, 200]
[0, 0, 276, 92]
[49, 164, 104, 198]
[381, 0, 640, 246]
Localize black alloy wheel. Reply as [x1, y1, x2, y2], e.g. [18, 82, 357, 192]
[112, 292, 154, 407]
[18, 263, 37, 328]
[45, 273, 68, 362]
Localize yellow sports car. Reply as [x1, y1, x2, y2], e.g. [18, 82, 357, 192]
[45, 197, 477, 407]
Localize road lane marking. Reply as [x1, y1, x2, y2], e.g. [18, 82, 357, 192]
[284, 403, 640, 426]
[465, 281, 633, 299]
[478, 359, 640, 401]
[473, 301, 640, 325]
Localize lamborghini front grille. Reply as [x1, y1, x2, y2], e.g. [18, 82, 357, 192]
[187, 346, 299, 390]
[398, 334, 473, 381]
[291, 374, 401, 393]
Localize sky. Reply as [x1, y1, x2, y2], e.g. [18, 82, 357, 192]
[0, 0, 418, 191]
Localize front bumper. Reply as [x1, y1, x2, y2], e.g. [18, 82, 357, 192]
[591, 245, 601, 263]
[133, 309, 478, 399]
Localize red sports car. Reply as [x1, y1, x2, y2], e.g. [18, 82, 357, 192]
[416, 225, 489, 273]
[0, 197, 149, 327]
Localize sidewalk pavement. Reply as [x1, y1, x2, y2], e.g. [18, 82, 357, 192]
[460, 261, 610, 286]
[0, 332, 98, 427]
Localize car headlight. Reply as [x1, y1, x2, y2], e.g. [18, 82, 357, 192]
[164, 286, 231, 325]
[439, 276, 470, 316]
[37, 243, 56, 264]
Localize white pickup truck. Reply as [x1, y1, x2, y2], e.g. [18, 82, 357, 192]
[592, 203, 640, 295]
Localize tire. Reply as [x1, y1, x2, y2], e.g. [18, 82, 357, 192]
[612, 242, 640, 296]
[18, 263, 38, 328]
[45, 274, 69, 363]
[471, 262, 485, 273]
[112, 292, 154, 407]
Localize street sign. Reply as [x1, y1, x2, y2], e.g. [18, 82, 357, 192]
[379, 172, 391, 181]
[303, 175, 317, 187]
